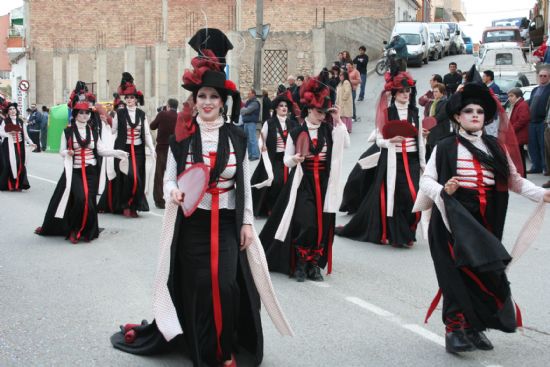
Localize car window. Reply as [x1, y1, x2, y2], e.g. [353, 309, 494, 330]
[495, 53, 513, 65]
[401, 33, 421, 45]
[463, 37, 471, 43]
[484, 30, 519, 42]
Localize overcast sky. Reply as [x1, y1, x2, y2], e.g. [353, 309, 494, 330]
[0, 0, 23, 17]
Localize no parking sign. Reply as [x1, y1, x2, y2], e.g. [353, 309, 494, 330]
[18, 80, 30, 92]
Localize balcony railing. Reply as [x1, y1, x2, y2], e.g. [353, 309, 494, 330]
[7, 36, 24, 48]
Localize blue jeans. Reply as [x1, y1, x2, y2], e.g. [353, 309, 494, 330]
[352, 89, 357, 119]
[528, 122, 546, 172]
[359, 73, 367, 99]
[243, 122, 260, 159]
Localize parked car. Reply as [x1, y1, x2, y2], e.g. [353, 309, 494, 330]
[391, 22, 430, 67]
[429, 33, 443, 60]
[428, 23, 450, 56]
[463, 36, 473, 54]
[476, 44, 536, 84]
[493, 72, 530, 104]
[442, 22, 464, 54]
[519, 85, 536, 102]
[481, 27, 523, 48]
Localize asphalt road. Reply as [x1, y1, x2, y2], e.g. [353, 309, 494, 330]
[1, 54, 550, 367]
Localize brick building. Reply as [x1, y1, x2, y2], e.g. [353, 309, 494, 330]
[24, 0, 396, 112]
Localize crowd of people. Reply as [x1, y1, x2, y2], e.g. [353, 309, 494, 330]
[3, 26, 550, 366]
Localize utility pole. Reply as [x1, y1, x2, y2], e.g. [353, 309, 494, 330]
[253, 0, 263, 92]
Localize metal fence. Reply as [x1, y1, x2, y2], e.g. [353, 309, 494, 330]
[263, 50, 288, 87]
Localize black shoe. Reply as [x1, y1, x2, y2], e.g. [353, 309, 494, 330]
[294, 262, 306, 282]
[542, 180, 550, 189]
[357, 98, 364, 101]
[465, 329, 494, 350]
[155, 202, 165, 209]
[526, 169, 542, 174]
[445, 330, 476, 353]
[307, 264, 324, 281]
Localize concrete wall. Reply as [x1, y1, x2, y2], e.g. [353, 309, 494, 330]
[324, 17, 394, 70]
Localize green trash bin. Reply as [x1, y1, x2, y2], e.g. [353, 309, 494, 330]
[46, 104, 69, 152]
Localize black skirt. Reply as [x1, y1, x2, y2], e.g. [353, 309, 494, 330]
[337, 149, 420, 245]
[111, 208, 263, 367]
[339, 143, 379, 214]
[428, 188, 516, 332]
[0, 139, 30, 191]
[37, 165, 100, 241]
[251, 152, 287, 217]
[98, 143, 149, 213]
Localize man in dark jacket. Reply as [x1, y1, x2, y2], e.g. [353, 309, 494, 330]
[527, 68, 550, 174]
[27, 104, 42, 152]
[353, 46, 369, 101]
[240, 89, 261, 160]
[482, 70, 502, 95]
[150, 98, 178, 208]
[40, 106, 49, 151]
[261, 90, 271, 123]
[386, 34, 408, 71]
[443, 62, 462, 96]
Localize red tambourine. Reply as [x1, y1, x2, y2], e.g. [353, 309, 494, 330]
[382, 120, 418, 139]
[295, 131, 310, 156]
[421, 116, 437, 131]
[176, 163, 209, 217]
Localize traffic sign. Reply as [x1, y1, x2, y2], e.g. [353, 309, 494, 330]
[19, 80, 30, 92]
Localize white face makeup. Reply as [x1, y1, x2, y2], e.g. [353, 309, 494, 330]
[124, 95, 137, 107]
[276, 102, 288, 117]
[455, 103, 485, 132]
[196, 87, 223, 122]
[76, 110, 91, 123]
[395, 88, 411, 104]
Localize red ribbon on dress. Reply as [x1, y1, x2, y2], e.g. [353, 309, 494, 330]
[424, 288, 442, 323]
[208, 151, 223, 361]
[13, 136, 23, 190]
[472, 157, 490, 229]
[380, 181, 387, 244]
[107, 181, 113, 212]
[283, 165, 288, 184]
[312, 154, 323, 246]
[401, 141, 421, 227]
[76, 147, 89, 241]
[128, 128, 138, 206]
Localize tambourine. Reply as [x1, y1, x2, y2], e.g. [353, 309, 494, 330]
[421, 116, 437, 131]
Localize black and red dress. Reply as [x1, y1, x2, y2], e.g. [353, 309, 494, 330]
[0, 116, 33, 191]
[250, 114, 298, 217]
[98, 106, 154, 214]
[36, 123, 126, 242]
[336, 103, 423, 246]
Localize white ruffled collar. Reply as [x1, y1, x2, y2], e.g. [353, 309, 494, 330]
[395, 101, 408, 110]
[127, 106, 136, 113]
[305, 119, 321, 130]
[75, 121, 88, 129]
[197, 116, 225, 132]
[459, 128, 483, 141]
[277, 115, 287, 124]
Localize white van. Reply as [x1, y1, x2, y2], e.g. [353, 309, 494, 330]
[391, 22, 430, 67]
[428, 23, 450, 56]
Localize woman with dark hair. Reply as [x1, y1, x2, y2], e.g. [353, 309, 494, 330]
[0, 102, 36, 191]
[336, 70, 353, 132]
[98, 73, 155, 217]
[260, 74, 350, 282]
[336, 70, 425, 247]
[251, 93, 299, 217]
[110, 28, 292, 367]
[34, 93, 127, 244]
[507, 88, 530, 177]
[415, 82, 550, 353]
[328, 66, 340, 105]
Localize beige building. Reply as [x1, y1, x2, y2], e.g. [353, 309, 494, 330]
[431, 0, 465, 22]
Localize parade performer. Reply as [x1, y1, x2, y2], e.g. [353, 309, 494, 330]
[0, 102, 36, 191]
[98, 72, 155, 217]
[34, 93, 127, 244]
[259, 75, 350, 282]
[336, 70, 424, 247]
[414, 82, 550, 353]
[110, 28, 293, 367]
[250, 93, 299, 217]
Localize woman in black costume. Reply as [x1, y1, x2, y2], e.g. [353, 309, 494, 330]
[259, 75, 349, 282]
[336, 71, 425, 247]
[415, 82, 550, 353]
[35, 93, 127, 244]
[110, 28, 292, 367]
[250, 93, 299, 217]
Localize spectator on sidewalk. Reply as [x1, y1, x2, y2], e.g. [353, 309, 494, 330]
[40, 106, 49, 151]
[261, 90, 272, 123]
[150, 98, 178, 208]
[544, 104, 550, 187]
[386, 34, 408, 71]
[527, 67, 550, 174]
[328, 66, 340, 105]
[347, 62, 361, 121]
[336, 70, 353, 132]
[418, 74, 443, 117]
[534, 35, 548, 62]
[341, 50, 353, 65]
[240, 89, 261, 160]
[507, 88, 530, 177]
[293, 75, 304, 108]
[353, 46, 369, 102]
[443, 62, 462, 96]
[482, 70, 502, 95]
[27, 105, 42, 152]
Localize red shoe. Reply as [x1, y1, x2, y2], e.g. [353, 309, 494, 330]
[130, 210, 139, 218]
[69, 232, 79, 244]
[404, 241, 414, 248]
[34, 226, 42, 234]
[123, 208, 132, 217]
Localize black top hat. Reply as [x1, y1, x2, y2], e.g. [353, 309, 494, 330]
[446, 82, 497, 124]
[182, 69, 236, 96]
[188, 28, 233, 69]
[271, 94, 292, 110]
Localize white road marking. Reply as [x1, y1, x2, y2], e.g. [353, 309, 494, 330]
[28, 174, 57, 184]
[309, 282, 331, 288]
[402, 324, 445, 347]
[144, 211, 164, 218]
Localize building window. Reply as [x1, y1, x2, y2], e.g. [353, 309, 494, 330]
[0, 71, 10, 79]
[263, 50, 288, 87]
